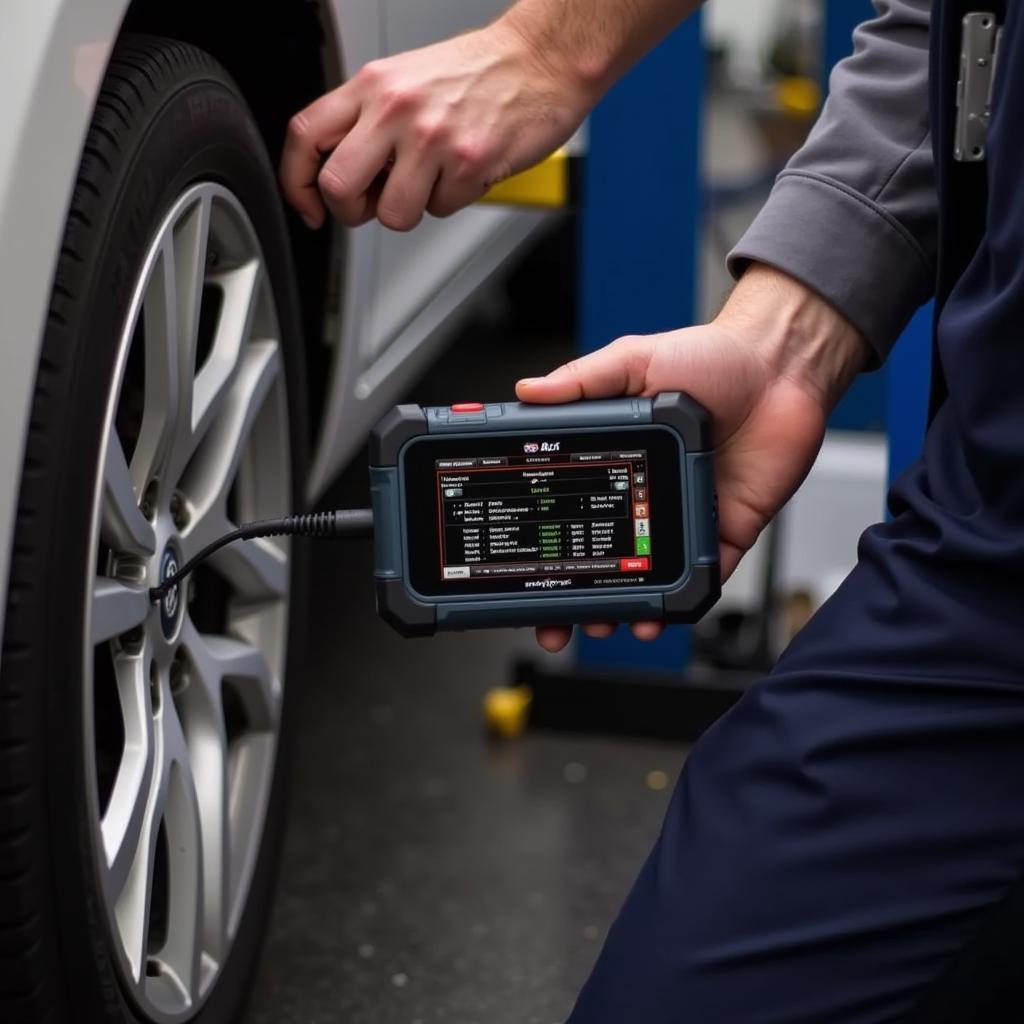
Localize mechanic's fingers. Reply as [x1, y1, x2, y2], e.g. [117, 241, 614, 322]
[581, 622, 662, 641]
[536, 620, 664, 651]
[376, 145, 442, 232]
[426, 163, 491, 219]
[421, 134, 497, 218]
[536, 625, 572, 652]
[317, 119, 397, 226]
[631, 621, 664, 642]
[426, 179, 490, 219]
[281, 89, 361, 228]
[516, 336, 656, 404]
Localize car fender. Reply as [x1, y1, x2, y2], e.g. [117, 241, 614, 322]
[0, 0, 129, 644]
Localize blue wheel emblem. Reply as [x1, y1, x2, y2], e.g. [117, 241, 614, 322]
[159, 548, 182, 638]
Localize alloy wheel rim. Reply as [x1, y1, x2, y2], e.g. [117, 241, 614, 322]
[83, 183, 291, 1021]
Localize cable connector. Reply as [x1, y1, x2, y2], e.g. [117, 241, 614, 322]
[245, 509, 375, 539]
[149, 508, 373, 603]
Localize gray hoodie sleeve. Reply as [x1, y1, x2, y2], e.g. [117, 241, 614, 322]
[727, 0, 934, 363]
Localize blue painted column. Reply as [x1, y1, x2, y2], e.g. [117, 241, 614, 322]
[576, 14, 704, 671]
[823, 0, 873, 74]
[823, 0, 890, 432]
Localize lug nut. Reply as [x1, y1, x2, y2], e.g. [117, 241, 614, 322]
[170, 492, 189, 530]
[140, 480, 159, 521]
[149, 660, 161, 714]
[120, 625, 144, 652]
[169, 655, 189, 697]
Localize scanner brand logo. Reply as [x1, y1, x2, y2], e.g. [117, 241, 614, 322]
[525, 578, 572, 590]
[523, 441, 560, 453]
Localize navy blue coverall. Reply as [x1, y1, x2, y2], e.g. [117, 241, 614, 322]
[570, 2, 1024, 1020]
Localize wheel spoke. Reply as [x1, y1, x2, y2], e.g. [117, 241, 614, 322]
[224, 732, 275, 938]
[131, 235, 183, 493]
[102, 431, 156, 557]
[163, 192, 215, 489]
[174, 618, 281, 969]
[132, 192, 221, 491]
[114, 713, 171, 984]
[175, 622, 233, 962]
[173, 192, 213, 392]
[92, 579, 149, 645]
[184, 727, 228, 965]
[191, 260, 262, 445]
[180, 339, 281, 524]
[181, 618, 281, 731]
[102, 651, 157, 899]
[159, 732, 205, 1004]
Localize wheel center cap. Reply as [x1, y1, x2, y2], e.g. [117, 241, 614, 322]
[159, 546, 183, 639]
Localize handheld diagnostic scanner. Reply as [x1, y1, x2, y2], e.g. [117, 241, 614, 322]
[369, 393, 720, 637]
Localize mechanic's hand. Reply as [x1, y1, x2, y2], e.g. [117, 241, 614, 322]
[280, 20, 592, 231]
[516, 264, 871, 653]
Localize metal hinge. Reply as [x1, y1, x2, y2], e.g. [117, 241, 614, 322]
[955, 12, 1002, 162]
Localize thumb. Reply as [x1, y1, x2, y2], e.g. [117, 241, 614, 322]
[516, 336, 655, 404]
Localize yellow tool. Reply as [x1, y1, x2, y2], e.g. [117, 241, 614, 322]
[483, 685, 534, 739]
[480, 148, 580, 209]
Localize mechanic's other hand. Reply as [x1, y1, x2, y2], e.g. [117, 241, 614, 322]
[517, 265, 871, 654]
[280, 20, 592, 231]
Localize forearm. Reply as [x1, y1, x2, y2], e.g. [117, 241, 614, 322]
[499, 0, 700, 99]
[721, 264, 870, 411]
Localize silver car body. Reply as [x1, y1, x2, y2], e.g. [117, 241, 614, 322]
[0, 0, 547, 642]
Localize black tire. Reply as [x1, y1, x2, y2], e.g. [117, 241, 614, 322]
[0, 35, 308, 1023]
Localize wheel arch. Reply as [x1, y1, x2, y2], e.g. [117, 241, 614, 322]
[0, 0, 131, 649]
[121, 0, 339, 465]
[0, 0, 362, 644]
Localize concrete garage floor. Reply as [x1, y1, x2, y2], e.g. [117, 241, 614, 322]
[245, 250, 691, 1024]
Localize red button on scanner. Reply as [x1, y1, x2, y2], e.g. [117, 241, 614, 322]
[451, 402, 485, 413]
[620, 557, 650, 572]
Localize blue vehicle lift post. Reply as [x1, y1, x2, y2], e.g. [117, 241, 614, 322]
[511, 15, 738, 740]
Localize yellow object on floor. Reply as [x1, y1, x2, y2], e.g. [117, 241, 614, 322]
[484, 685, 534, 738]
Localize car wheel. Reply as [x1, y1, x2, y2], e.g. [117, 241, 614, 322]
[0, 36, 308, 1023]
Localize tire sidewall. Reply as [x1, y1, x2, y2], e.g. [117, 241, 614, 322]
[36, 47, 308, 1024]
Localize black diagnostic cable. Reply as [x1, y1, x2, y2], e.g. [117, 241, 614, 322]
[149, 509, 374, 603]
